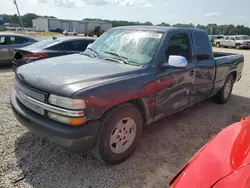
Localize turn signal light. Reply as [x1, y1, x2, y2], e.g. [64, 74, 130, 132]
[48, 112, 87, 126]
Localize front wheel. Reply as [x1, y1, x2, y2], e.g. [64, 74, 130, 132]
[93, 103, 143, 165]
[213, 74, 234, 104]
[216, 42, 220, 48]
[236, 44, 240, 49]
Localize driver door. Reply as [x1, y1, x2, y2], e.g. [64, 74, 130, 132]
[154, 31, 195, 120]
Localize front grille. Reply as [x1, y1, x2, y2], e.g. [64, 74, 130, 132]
[14, 80, 46, 102]
[14, 79, 47, 115]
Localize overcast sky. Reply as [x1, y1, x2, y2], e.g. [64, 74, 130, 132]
[1, 0, 250, 26]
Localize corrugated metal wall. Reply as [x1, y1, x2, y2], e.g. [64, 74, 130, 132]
[32, 18, 112, 33]
[33, 18, 49, 31]
[78, 22, 86, 33]
[100, 23, 112, 31]
[48, 19, 61, 30]
[61, 21, 70, 30]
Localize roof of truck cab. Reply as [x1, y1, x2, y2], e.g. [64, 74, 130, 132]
[110, 26, 205, 33]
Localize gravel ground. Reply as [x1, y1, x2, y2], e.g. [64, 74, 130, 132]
[0, 48, 250, 188]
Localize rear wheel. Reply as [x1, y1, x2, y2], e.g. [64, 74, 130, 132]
[93, 103, 143, 165]
[74, 33, 78, 36]
[216, 42, 221, 48]
[213, 74, 234, 104]
[65, 33, 69, 36]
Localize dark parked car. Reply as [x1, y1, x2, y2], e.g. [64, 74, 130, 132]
[12, 37, 95, 69]
[11, 26, 244, 165]
[0, 33, 37, 65]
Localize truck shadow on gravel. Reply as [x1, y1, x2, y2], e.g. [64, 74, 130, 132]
[0, 65, 13, 73]
[14, 94, 250, 188]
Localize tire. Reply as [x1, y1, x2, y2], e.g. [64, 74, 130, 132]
[213, 74, 234, 104]
[65, 33, 69, 36]
[74, 33, 78, 36]
[93, 103, 143, 165]
[216, 43, 220, 48]
[236, 44, 240, 49]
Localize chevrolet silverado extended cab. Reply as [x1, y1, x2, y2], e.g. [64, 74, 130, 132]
[11, 26, 244, 165]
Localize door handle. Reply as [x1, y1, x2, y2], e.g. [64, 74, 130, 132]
[189, 70, 195, 76]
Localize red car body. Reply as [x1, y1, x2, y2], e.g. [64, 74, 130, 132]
[170, 116, 250, 188]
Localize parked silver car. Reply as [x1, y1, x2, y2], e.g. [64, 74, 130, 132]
[0, 33, 37, 65]
[214, 35, 250, 49]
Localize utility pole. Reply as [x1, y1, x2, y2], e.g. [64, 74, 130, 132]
[13, 0, 24, 31]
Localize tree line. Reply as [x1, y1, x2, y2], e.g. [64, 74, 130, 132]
[1, 13, 250, 35]
[86, 19, 250, 35]
[0, 13, 56, 27]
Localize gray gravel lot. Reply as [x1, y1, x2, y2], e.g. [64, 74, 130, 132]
[0, 48, 250, 188]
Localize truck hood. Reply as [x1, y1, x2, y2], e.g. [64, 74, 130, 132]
[171, 116, 250, 188]
[16, 54, 142, 97]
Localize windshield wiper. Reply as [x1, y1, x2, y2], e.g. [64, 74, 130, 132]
[86, 47, 99, 57]
[104, 51, 129, 64]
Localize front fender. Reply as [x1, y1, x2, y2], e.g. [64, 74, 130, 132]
[73, 68, 156, 122]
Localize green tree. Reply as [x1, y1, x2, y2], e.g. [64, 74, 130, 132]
[22, 13, 39, 27]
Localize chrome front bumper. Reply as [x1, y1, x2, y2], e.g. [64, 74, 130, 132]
[14, 80, 84, 118]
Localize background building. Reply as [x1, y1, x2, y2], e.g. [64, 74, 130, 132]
[32, 18, 112, 33]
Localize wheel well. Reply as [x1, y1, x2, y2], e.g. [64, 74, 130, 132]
[230, 71, 237, 82]
[129, 99, 147, 123]
[100, 99, 147, 124]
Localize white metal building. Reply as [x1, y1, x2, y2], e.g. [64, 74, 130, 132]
[32, 18, 112, 33]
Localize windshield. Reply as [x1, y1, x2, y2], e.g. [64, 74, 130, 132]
[84, 30, 163, 65]
[22, 39, 61, 50]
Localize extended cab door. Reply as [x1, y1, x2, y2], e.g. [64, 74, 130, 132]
[223, 36, 230, 47]
[229, 36, 236, 47]
[154, 30, 196, 120]
[191, 30, 216, 103]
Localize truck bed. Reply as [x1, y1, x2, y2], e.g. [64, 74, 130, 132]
[212, 52, 244, 96]
[213, 52, 238, 58]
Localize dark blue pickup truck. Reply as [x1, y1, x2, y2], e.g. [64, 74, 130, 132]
[11, 26, 244, 164]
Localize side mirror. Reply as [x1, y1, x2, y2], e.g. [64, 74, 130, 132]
[162, 55, 188, 69]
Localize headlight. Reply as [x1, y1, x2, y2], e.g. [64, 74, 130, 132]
[48, 94, 86, 110]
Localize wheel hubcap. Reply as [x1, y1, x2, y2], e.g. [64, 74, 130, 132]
[110, 117, 136, 154]
[224, 80, 232, 98]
